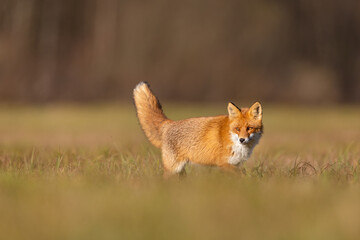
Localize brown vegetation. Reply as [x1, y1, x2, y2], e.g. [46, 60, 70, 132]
[0, 104, 359, 239]
[0, 0, 359, 103]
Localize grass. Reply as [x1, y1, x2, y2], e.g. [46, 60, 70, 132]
[0, 103, 359, 240]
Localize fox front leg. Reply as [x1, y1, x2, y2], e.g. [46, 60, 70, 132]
[219, 163, 240, 174]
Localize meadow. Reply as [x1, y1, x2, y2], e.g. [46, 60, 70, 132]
[0, 103, 359, 240]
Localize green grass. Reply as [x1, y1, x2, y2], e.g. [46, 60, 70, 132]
[0, 103, 359, 240]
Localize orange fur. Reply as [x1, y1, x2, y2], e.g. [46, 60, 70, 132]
[133, 82, 263, 176]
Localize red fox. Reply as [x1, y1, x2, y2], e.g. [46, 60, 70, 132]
[133, 82, 263, 177]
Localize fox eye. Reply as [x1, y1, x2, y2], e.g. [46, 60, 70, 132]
[235, 127, 240, 131]
[247, 127, 253, 131]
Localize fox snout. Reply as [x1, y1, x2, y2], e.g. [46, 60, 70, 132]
[239, 136, 250, 144]
[236, 133, 259, 144]
[236, 129, 250, 143]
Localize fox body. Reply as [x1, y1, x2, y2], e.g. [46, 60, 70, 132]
[133, 82, 263, 176]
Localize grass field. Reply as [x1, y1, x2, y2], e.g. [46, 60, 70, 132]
[0, 103, 359, 240]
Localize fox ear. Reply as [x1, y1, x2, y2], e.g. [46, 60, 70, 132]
[228, 102, 241, 118]
[248, 102, 262, 120]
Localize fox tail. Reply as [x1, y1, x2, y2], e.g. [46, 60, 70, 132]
[133, 82, 169, 148]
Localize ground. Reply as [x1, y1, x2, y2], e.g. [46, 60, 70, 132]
[0, 103, 359, 240]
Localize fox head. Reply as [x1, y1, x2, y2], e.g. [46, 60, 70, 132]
[227, 102, 263, 145]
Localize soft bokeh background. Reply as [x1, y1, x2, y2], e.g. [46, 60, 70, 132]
[0, 2, 360, 240]
[0, 0, 359, 103]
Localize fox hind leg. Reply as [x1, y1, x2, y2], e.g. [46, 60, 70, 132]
[162, 151, 187, 178]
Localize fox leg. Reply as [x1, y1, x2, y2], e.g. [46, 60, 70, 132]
[163, 160, 187, 178]
[162, 150, 187, 178]
[219, 163, 238, 174]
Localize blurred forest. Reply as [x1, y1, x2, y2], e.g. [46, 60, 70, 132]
[0, 0, 359, 103]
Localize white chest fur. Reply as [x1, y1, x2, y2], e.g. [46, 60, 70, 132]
[228, 132, 261, 165]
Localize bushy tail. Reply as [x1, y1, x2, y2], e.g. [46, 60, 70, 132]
[133, 82, 169, 148]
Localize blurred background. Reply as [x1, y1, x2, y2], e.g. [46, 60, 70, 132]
[0, 0, 359, 103]
[0, 2, 360, 239]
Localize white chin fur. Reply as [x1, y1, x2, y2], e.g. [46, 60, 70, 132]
[228, 132, 261, 166]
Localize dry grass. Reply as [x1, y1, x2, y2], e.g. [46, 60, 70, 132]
[0, 103, 359, 240]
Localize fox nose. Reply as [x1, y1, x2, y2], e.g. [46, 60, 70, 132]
[239, 138, 245, 143]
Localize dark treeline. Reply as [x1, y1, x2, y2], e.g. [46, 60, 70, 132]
[0, 0, 359, 103]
